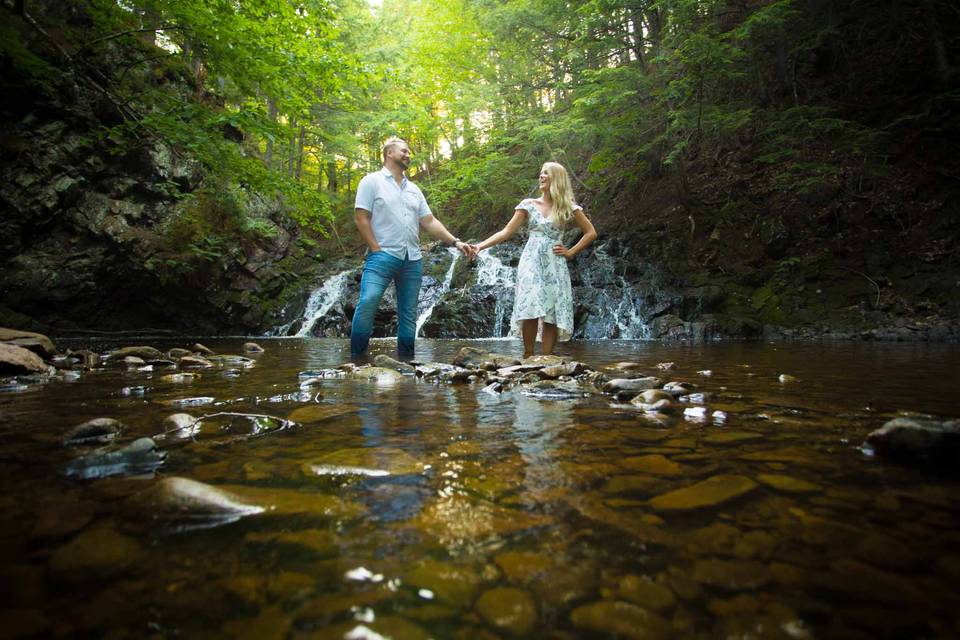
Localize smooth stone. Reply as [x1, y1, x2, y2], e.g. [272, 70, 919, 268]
[620, 454, 684, 476]
[682, 522, 741, 556]
[757, 473, 822, 493]
[617, 574, 677, 612]
[0, 327, 56, 357]
[612, 362, 646, 371]
[631, 389, 674, 404]
[494, 552, 553, 584]
[519, 379, 588, 399]
[125, 477, 264, 524]
[569, 601, 670, 639]
[692, 558, 771, 590]
[64, 437, 164, 480]
[414, 495, 551, 547]
[168, 348, 192, 359]
[63, 417, 124, 446]
[475, 587, 537, 636]
[308, 447, 421, 475]
[452, 346, 488, 367]
[864, 416, 960, 464]
[31, 500, 94, 539]
[105, 346, 163, 362]
[178, 355, 214, 368]
[220, 484, 364, 520]
[603, 377, 661, 393]
[0, 343, 47, 374]
[602, 475, 663, 494]
[521, 355, 566, 366]
[708, 594, 760, 616]
[733, 530, 777, 560]
[739, 448, 815, 463]
[192, 343, 215, 355]
[162, 413, 197, 437]
[404, 559, 481, 608]
[372, 354, 417, 373]
[242, 342, 264, 353]
[48, 527, 143, 579]
[350, 366, 405, 384]
[649, 475, 758, 511]
[540, 361, 584, 378]
[160, 372, 201, 383]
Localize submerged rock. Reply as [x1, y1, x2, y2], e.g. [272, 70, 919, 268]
[864, 416, 960, 466]
[648, 475, 758, 511]
[64, 437, 165, 480]
[475, 587, 537, 636]
[48, 527, 144, 580]
[350, 366, 405, 384]
[569, 600, 671, 639]
[243, 342, 264, 353]
[125, 476, 264, 529]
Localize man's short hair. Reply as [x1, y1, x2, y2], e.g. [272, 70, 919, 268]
[382, 137, 407, 162]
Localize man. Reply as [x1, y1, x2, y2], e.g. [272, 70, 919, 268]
[350, 137, 474, 360]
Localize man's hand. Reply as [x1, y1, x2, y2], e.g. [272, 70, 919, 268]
[455, 240, 477, 259]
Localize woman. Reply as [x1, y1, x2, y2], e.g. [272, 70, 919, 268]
[472, 162, 597, 358]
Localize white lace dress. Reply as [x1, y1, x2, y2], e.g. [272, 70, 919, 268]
[510, 199, 576, 342]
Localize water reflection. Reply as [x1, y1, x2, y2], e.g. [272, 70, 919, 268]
[2, 337, 959, 638]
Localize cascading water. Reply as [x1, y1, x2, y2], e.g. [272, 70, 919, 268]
[272, 269, 353, 337]
[415, 248, 460, 336]
[474, 250, 516, 337]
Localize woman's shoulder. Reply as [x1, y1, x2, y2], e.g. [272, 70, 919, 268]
[516, 198, 536, 209]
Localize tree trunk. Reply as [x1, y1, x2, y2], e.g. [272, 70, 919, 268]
[265, 98, 277, 167]
[294, 125, 306, 180]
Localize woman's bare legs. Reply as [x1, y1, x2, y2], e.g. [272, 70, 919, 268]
[542, 322, 558, 355]
[521, 319, 538, 359]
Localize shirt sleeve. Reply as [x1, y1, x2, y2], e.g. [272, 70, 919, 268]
[355, 174, 376, 212]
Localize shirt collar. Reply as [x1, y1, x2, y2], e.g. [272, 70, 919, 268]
[380, 166, 407, 188]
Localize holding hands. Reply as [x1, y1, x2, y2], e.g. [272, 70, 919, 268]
[454, 240, 478, 259]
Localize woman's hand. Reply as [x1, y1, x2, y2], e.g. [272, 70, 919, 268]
[553, 244, 573, 260]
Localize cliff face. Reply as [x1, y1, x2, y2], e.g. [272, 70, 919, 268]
[0, 7, 319, 335]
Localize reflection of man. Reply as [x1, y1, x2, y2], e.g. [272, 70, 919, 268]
[351, 137, 474, 360]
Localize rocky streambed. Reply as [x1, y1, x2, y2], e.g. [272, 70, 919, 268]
[1, 329, 959, 638]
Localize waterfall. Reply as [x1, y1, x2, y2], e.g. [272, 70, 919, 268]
[475, 250, 516, 337]
[416, 248, 459, 336]
[273, 269, 353, 337]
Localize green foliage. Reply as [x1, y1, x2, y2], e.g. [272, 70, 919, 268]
[0, 23, 55, 89]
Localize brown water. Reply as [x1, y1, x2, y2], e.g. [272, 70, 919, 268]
[1, 338, 958, 639]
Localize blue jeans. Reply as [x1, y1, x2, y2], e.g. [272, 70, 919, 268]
[350, 251, 423, 358]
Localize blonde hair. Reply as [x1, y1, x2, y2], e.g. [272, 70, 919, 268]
[382, 136, 407, 162]
[542, 162, 578, 227]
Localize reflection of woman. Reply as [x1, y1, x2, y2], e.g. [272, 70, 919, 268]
[473, 162, 597, 358]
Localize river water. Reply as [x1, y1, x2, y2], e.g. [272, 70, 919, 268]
[1, 337, 958, 639]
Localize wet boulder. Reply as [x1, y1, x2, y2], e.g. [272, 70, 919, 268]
[105, 346, 163, 363]
[0, 327, 56, 358]
[453, 346, 488, 368]
[63, 417, 125, 446]
[243, 342, 264, 353]
[519, 380, 590, 400]
[125, 476, 264, 529]
[0, 343, 48, 374]
[540, 361, 585, 379]
[864, 416, 960, 467]
[603, 377, 661, 393]
[372, 354, 416, 374]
